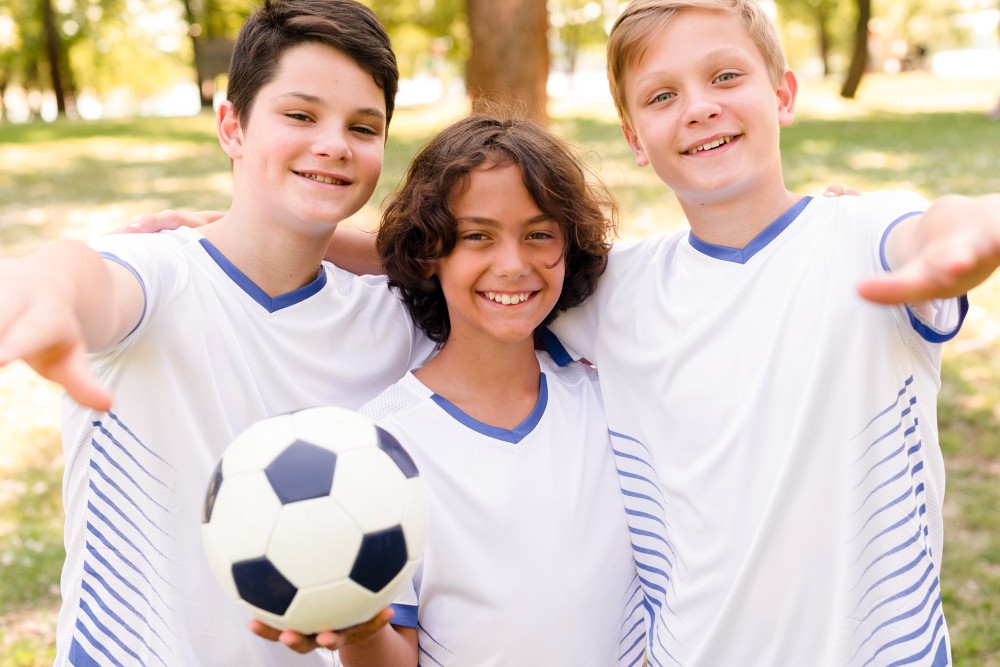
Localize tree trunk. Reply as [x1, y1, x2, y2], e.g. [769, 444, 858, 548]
[466, 0, 549, 124]
[181, 0, 214, 109]
[39, 0, 67, 116]
[840, 0, 870, 99]
[815, 5, 831, 77]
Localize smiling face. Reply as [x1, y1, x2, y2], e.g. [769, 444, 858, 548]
[433, 161, 566, 349]
[219, 41, 386, 236]
[620, 7, 797, 209]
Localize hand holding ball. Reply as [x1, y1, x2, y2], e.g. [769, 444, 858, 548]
[201, 407, 427, 633]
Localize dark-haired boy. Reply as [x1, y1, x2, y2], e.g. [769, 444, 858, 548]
[0, 1, 432, 665]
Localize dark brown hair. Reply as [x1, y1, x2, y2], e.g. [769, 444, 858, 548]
[227, 0, 398, 128]
[378, 113, 619, 344]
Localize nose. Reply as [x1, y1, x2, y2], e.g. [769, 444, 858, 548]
[493, 239, 530, 278]
[315, 127, 352, 161]
[682, 89, 721, 126]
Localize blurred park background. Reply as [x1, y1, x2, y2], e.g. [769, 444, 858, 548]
[2, 0, 1000, 665]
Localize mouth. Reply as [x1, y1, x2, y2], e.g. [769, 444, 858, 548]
[294, 170, 350, 186]
[683, 135, 738, 155]
[481, 291, 535, 305]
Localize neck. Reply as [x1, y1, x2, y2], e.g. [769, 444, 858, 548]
[416, 335, 542, 431]
[681, 182, 801, 249]
[201, 209, 334, 297]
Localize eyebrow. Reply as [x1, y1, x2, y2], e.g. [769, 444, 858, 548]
[276, 92, 386, 122]
[456, 214, 554, 226]
[635, 46, 752, 86]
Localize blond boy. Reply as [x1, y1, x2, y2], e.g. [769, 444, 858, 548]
[550, 1, 1000, 665]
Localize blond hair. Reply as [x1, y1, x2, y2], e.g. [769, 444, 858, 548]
[607, 0, 787, 128]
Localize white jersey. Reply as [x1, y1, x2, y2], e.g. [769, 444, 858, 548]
[360, 354, 645, 667]
[56, 227, 434, 667]
[551, 192, 966, 667]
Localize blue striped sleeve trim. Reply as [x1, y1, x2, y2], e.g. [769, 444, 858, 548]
[878, 213, 969, 343]
[536, 327, 574, 366]
[98, 252, 147, 341]
[389, 603, 418, 628]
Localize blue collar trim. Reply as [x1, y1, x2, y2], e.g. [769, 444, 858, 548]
[198, 238, 326, 312]
[429, 373, 548, 444]
[688, 196, 813, 264]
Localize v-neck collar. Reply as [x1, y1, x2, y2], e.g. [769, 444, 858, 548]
[198, 238, 326, 313]
[688, 196, 813, 264]
[428, 372, 548, 445]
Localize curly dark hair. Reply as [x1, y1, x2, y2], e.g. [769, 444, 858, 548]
[377, 113, 619, 344]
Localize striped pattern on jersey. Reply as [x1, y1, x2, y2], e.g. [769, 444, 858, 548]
[617, 574, 649, 667]
[68, 412, 179, 667]
[610, 430, 682, 666]
[847, 376, 950, 667]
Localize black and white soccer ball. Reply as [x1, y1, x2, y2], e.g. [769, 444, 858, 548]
[201, 406, 428, 633]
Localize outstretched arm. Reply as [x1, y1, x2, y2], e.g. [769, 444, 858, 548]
[858, 194, 1000, 304]
[0, 240, 145, 410]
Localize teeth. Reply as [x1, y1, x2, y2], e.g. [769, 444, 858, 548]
[485, 292, 532, 305]
[299, 172, 346, 185]
[687, 136, 734, 154]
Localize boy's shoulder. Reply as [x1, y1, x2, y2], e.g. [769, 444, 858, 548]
[322, 260, 392, 292]
[538, 351, 601, 393]
[88, 226, 200, 255]
[813, 189, 930, 221]
[359, 372, 427, 425]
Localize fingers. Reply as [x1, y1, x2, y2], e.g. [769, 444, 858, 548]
[313, 607, 394, 650]
[823, 184, 860, 197]
[247, 620, 283, 642]
[44, 344, 114, 411]
[856, 250, 978, 305]
[278, 630, 321, 654]
[857, 274, 932, 305]
[248, 621, 320, 654]
[107, 210, 224, 236]
[247, 608, 394, 654]
[0, 304, 113, 411]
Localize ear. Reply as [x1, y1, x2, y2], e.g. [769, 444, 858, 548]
[621, 122, 650, 168]
[217, 100, 244, 160]
[776, 69, 798, 127]
[420, 261, 438, 281]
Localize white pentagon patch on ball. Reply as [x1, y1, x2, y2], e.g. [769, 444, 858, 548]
[201, 406, 427, 634]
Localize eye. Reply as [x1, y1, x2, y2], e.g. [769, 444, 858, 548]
[527, 230, 556, 241]
[286, 111, 312, 122]
[351, 125, 380, 137]
[715, 72, 739, 83]
[650, 91, 675, 104]
[460, 231, 489, 242]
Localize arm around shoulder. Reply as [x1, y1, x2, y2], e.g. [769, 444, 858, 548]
[0, 239, 145, 410]
[325, 226, 382, 276]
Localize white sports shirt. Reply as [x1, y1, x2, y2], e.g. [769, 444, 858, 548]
[360, 353, 646, 667]
[550, 192, 966, 667]
[56, 228, 435, 667]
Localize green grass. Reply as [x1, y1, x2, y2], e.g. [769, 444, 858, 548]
[1, 74, 999, 664]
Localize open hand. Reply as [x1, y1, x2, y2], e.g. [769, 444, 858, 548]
[248, 607, 394, 653]
[858, 194, 1000, 304]
[0, 269, 112, 411]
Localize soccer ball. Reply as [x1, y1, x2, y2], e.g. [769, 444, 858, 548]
[201, 406, 428, 634]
